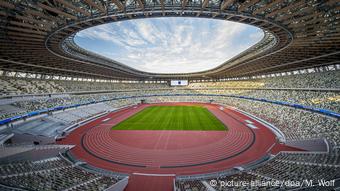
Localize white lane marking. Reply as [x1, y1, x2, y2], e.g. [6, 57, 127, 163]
[245, 120, 253, 124]
[132, 173, 175, 176]
[102, 118, 110, 122]
[247, 124, 258, 129]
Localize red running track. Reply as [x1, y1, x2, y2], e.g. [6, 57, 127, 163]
[124, 174, 174, 191]
[58, 102, 299, 175]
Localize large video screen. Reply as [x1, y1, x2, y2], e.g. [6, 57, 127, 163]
[170, 80, 188, 86]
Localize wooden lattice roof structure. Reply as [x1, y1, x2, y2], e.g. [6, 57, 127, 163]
[0, 0, 339, 80]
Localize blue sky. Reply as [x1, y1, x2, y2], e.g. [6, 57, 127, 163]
[75, 17, 263, 73]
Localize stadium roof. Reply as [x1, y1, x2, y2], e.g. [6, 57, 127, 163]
[0, 0, 339, 80]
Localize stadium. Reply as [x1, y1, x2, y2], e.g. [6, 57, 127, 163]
[0, 0, 339, 190]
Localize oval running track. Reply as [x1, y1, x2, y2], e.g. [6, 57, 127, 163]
[58, 102, 278, 175]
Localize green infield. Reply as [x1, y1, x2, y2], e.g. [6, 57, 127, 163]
[112, 106, 227, 131]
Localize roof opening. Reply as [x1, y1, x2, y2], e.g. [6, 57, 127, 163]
[75, 17, 264, 74]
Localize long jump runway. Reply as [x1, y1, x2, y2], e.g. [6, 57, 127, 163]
[59, 103, 282, 175]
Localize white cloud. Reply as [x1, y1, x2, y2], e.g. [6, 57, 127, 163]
[75, 17, 264, 73]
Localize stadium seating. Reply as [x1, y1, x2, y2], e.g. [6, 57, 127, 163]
[0, 144, 122, 191]
[1, 0, 339, 189]
[213, 97, 340, 147]
[0, 70, 339, 190]
[0, 77, 65, 95]
[1, 71, 338, 121]
[0, 76, 168, 96]
[0, 157, 119, 191]
[188, 70, 340, 89]
[175, 151, 340, 190]
[1, 70, 338, 96]
[0, 156, 69, 176]
[1, 86, 338, 151]
[11, 103, 115, 137]
[1, 89, 336, 119]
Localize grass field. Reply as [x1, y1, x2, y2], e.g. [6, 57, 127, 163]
[112, 106, 227, 131]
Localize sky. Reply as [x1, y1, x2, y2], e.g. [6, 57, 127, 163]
[75, 17, 264, 74]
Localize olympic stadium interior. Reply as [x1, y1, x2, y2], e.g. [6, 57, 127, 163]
[0, 0, 340, 191]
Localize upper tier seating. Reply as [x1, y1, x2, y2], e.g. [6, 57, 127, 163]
[188, 70, 340, 89]
[0, 77, 65, 96]
[0, 76, 168, 96]
[0, 70, 338, 96]
[1, 88, 338, 121]
[0, 70, 338, 122]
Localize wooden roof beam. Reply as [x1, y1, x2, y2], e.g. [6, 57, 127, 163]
[238, 17, 248, 22]
[212, 12, 219, 18]
[253, 0, 280, 15]
[125, 13, 133, 19]
[7, 32, 44, 39]
[0, 1, 15, 9]
[2, 26, 47, 35]
[277, 6, 314, 21]
[182, 0, 188, 9]
[8, 36, 45, 42]
[266, 1, 305, 18]
[288, 17, 324, 28]
[136, 0, 144, 9]
[111, 0, 124, 11]
[13, 15, 53, 30]
[221, 0, 235, 11]
[202, 0, 209, 9]
[160, 0, 165, 15]
[55, 0, 91, 17]
[25, 9, 60, 24]
[238, 0, 260, 12]
[282, 13, 318, 25]
[37, 3, 77, 20]
[110, 15, 118, 21]
[9, 21, 50, 32]
[84, 0, 106, 13]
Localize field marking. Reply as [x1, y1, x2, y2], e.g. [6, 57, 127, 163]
[102, 118, 111, 122]
[245, 120, 253, 124]
[101, 124, 116, 127]
[162, 130, 172, 150]
[247, 124, 258, 129]
[132, 173, 175, 176]
[153, 130, 166, 150]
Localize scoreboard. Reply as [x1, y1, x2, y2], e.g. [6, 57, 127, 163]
[170, 80, 188, 86]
